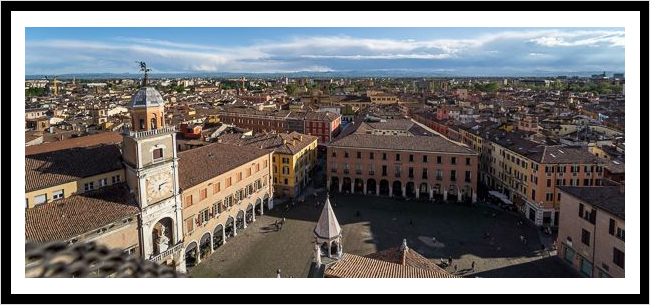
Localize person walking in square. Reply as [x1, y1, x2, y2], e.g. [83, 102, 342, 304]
[471, 261, 475, 270]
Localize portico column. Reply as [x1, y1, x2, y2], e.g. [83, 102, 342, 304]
[209, 235, 214, 254]
[415, 189, 420, 199]
[338, 181, 342, 192]
[443, 188, 448, 200]
[351, 182, 355, 194]
[252, 209, 256, 222]
[429, 186, 434, 200]
[363, 182, 367, 195]
[222, 225, 227, 244]
[142, 223, 154, 258]
[196, 249, 201, 264]
[243, 215, 247, 229]
[327, 177, 331, 189]
[472, 190, 477, 203]
[389, 185, 393, 197]
[233, 221, 238, 237]
[176, 253, 187, 273]
[402, 185, 406, 197]
[376, 184, 380, 196]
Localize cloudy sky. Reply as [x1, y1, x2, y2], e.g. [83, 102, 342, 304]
[25, 27, 625, 75]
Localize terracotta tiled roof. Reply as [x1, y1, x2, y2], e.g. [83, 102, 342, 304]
[25, 144, 124, 192]
[330, 133, 476, 154]
[324, 253, 457, 278]
[364, 246, 450, 275]
[218, 131, 318, 155]
[25, 131, 123, 155]
[539, 146, 601, 164]
[25, 183, 140, 243]
[304, 111, 340, 122]
[559, 186, 625, 220]
[177, 142, 271, 190]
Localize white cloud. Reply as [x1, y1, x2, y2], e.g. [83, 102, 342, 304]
[529, 31, 625, 47]
[300, 53, 453, 60]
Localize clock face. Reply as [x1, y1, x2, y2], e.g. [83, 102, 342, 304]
[146, 170, 173, 202]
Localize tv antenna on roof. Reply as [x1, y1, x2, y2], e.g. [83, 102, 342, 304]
[135, 61, 151, 86]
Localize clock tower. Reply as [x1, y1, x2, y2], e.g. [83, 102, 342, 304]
[122, 62, 185, 272]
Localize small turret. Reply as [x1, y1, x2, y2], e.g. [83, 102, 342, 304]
[314, 194, 343, 259]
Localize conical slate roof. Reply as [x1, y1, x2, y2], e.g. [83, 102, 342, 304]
[314, 195, 342, 240]
[128, 87, 165, 108]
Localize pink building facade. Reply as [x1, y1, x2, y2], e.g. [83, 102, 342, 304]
[326, 146, 478, 202]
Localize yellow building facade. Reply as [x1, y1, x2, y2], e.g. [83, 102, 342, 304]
[272, 136, 318, 198]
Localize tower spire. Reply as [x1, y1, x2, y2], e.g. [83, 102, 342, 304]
[314, 193, 343, 258]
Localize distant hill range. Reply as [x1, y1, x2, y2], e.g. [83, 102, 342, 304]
[25, 70, 623, 80]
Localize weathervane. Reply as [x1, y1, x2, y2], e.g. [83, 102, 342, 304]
[135, 61, 151, 86]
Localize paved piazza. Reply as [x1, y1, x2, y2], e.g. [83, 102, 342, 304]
[188, 193, 579, 278]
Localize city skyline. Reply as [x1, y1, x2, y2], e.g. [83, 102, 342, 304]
[25, 27, 625, 75]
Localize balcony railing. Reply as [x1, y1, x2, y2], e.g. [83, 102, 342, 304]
[368, 171, 375, 176]
[123, 126, 176, 139]
[150, 241, 184, 264]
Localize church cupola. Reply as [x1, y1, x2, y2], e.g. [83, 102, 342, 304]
[127, 62, 166, 131]
[313, 194, 343, 259]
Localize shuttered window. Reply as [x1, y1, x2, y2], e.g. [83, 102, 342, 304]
[153, 148, 163, 160]
[578, 203, 584, 218]
[185, 217, 194, 234]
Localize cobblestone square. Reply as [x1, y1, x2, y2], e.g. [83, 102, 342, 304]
[188, 192, 579, 278]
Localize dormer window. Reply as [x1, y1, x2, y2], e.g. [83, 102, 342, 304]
[153, 148, 163, 161]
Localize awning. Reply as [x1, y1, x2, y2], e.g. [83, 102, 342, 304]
[488, 191, 514, 205]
